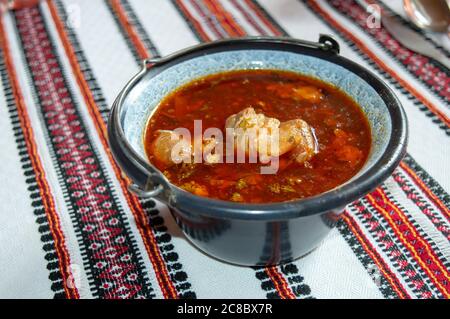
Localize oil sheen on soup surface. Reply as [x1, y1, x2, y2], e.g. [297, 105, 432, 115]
[144, 70, 371, 203]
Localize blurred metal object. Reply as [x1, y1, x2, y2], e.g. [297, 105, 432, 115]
[403, 0, 450, 32]
[382, 14, 450, 69]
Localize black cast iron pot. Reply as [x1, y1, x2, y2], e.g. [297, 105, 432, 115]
[108, 35, 408, 266]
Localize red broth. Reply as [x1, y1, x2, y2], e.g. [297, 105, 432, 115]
[144, 70, 371, 203]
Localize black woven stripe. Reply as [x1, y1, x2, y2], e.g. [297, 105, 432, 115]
[298, 0, 450, 135]
[52, 1, 109, 121]
[104, 0, 141, 63]
[0, 48, 66, 298]
[252, 268, 280, 299]
[374, 0, 450, 57]
[253, 268, 276, 299]
[56, 0, 196, 298]
[13, 5, 155, 298]
[278, 263, 313, 298]
[170, 0, 207, 41]
[402, 154, 450, 209]
[119, 0, 160, 58]
[246, 0, 289, 36]
[104, 0, 160, 63]
[333, 0, 450, 105]
[392, 169, 450, 239]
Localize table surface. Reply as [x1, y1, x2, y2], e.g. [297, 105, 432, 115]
[0, 0, 449, 299]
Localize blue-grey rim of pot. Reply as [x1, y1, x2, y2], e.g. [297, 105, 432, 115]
[108, 35, 408, 221]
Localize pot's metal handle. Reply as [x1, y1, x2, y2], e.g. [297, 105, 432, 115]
[318, 34, 340, 54]
[127, 169, 171, 199]
[142, 55, 174, 70]
[128, 181, 164, 198]
[143, 58, 163, 69]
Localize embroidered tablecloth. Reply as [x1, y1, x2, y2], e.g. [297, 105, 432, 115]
[0, 0, 449, 299]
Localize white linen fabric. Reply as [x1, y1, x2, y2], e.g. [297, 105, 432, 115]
[0, 0, 448, 299]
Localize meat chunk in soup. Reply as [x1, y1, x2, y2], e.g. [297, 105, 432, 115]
[149, 130, 191, 166]
[279, 119, 318, 164]
[150, 130, 221, 167]
[225, 107, 318, 164]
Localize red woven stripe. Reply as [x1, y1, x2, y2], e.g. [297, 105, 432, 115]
[189, 0, 226, 39]
[265, 267, 296, 299]
[202, 0, 246, 37]
[175, 0, 210, 41]
[399, 162, 450, 221]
